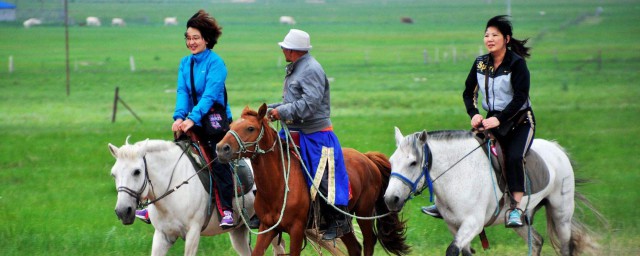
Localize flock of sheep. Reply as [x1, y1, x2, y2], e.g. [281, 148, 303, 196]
[22, 16, 179, 28]
[23, 15, 424, 28]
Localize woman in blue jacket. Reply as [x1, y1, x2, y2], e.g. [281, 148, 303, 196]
[137, 10, 235, 228]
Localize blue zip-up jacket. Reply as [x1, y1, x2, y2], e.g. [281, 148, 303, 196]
[173, 49, 232, 126]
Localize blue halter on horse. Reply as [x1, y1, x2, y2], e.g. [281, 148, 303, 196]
[389, 142, 433, 202]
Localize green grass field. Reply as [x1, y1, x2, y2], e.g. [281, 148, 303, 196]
[1, 0, 639, 255]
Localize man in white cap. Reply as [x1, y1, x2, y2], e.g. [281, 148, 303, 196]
[267, 29, 352, 240]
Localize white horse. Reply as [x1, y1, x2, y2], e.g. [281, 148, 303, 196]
[109, 138, 285, 256]
[384, 127, 599, 256]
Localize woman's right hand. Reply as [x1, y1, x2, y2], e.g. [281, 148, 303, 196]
[172, 119, 184, 132]
[471, 114, 484, 128]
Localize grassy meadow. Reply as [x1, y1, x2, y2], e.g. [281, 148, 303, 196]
[1, 0, 639, 255]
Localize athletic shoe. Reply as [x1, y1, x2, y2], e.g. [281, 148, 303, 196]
[220, 210, 234, 227]
[421, 205, 442, 219]
[506, 209, 523, 227]
[135, 208, 151, 224]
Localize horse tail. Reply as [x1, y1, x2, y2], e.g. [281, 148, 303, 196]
[365, 152, 411, 255]
[545, 178, 605, 255]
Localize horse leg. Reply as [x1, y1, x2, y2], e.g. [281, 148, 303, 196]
[183, 227, 202, 256]
[270, 236, 286, 256]
[445, 218, 482, 256]
[287, 223, 307, 256]
[545, 197, 575, 256]
[339, 229, 362, 256]
[151, 230, 176, 256]
[513, 225, 544, 256]
[228, 225, 252, 256]
[355, 219, 373, 256]
[253, 230, 278, 256]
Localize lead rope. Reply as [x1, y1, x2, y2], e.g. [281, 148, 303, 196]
[487, 140, 501, 217]
[232, 122, 291, 236]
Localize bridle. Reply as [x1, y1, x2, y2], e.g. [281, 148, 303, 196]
[115, 144, 197, 208]
[116, 156, 152, 207]
[227, 120, 278, 159]
[389, 134, 487, 202]
[390, 141, 433, 200]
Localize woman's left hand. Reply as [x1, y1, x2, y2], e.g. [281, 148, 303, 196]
[482, 117, 500, 129]
[180, 119, 195, 132]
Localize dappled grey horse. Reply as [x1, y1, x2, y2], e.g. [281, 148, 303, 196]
[384, 127, 599, 256]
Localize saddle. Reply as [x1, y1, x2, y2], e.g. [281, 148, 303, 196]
[175, 140, 255, 197]
[473, 132, 550, 196]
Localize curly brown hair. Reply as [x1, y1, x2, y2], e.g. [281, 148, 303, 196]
[185, 9, 222, 49]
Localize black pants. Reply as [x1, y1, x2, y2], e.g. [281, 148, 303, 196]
[191, 126, 234, 212]
[492, 111, 535, 193]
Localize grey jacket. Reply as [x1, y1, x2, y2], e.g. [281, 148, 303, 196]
[268, 53, 332, 134]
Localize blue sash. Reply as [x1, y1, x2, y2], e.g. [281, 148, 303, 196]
[279, 129, 350, 206]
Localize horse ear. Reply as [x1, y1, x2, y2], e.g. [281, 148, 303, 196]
[140, 139, 150, 151]
[258, 103, 268, 119]
[418, 130, 428, 144]
[108, 143, 119, 158]
[394, 126, 404, 146]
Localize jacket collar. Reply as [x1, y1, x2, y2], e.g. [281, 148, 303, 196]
[191, 49, 211, 64]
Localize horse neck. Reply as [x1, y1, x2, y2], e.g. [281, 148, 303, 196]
[428, 137, 491, 181]
[144, 143, 195, 202]
[251, 127, 297, 196]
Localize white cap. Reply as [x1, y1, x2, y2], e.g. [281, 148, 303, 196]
[278, 29, 312, 51]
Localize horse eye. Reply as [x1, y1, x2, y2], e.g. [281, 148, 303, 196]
[248, 126, 255, 132]
[133, 169, 141, 176]
[409, 161, 417, 167]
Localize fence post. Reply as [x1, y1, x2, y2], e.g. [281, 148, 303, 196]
[423, 49, 428, 64]
[8, 55, 13, 73]
[112, 87, 119, 123]
[129, 55, 136, 72]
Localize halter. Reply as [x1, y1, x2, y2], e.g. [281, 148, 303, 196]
[390, 141, 433, 201]
[116, 156, 152, 207]
[227, 121, 277, 159]
[390, 134, 489, 203]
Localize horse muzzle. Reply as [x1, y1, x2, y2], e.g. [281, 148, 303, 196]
[383, 193, 406, 212]
[114, 205, 136, 225]
[215, 143, 235, 163]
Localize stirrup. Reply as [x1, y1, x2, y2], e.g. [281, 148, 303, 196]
[505, 208, 525, 228]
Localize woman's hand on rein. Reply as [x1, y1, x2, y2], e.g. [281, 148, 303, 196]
[172, 119, 184, 132]
[481, 117, 500, 130]
[180, 119, 195, 132]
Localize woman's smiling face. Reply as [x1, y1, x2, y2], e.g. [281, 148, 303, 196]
[185, 27, 207, 54]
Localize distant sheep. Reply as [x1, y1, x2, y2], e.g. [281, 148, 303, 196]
[86, 16, 101, 26]
[164, 17, 178, 26]
[279, 16, 296, 25]
[111, 18, 126, 27]
[401, 17, 414, 24]
[23, 18, 42, 28]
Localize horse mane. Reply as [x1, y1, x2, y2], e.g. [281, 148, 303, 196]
[426, 130, 474, 141]
[115, 140, 174, 159]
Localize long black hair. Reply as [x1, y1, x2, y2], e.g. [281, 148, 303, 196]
[186, 9, 222, 49]
[486, 15, 530, 59]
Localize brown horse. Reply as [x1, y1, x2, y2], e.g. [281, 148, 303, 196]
[216, 104, 409, 256]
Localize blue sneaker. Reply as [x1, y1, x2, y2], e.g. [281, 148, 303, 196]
[506, 208, 523, 227]
[220, 210, 234, 227]
[135, 208, 151, 224]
